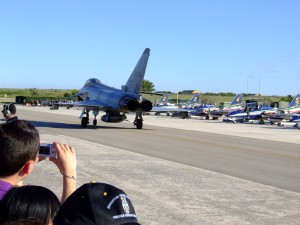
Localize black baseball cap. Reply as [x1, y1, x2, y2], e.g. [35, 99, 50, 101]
[53, 182, 141, 225]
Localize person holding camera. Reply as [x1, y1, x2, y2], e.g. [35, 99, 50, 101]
[0, 120, 77, 203]
[1, 104, 18, 123]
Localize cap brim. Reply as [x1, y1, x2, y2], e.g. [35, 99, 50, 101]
[122, 223, 141, 225]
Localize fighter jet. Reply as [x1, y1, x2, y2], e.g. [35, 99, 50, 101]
[208, 93, 244, 120]
[55, 48, 152, 129]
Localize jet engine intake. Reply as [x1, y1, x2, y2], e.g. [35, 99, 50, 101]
[139, 99, 153, 112]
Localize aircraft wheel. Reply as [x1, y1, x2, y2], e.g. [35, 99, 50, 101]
[205, 115, 209, 120]
[270, 121, 274, 125]
[136, 119, 143, 129]
[81, 117, 88, 128]
[181, 112, 187, 119]
[93, 119, 97, 126]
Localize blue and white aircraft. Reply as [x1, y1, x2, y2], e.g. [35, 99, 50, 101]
[189, 94, 243, 120]
[189, 103, 219, 119]
[151, 94, 201, 118]
[268, 94, 300, 125]
[223, 104, 277, 124]
[55, 48, 152, 129]
[290, 115, 300, 130]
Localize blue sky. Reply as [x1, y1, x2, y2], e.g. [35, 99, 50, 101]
[0, 0, 299, 96]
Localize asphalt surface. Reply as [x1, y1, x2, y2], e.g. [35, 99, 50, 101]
[10, 106, 300, 225]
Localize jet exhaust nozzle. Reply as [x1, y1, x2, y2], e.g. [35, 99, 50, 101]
[120, 97, 139, 111]
[127, 99, 139, 111]
[139, 100, 153, 112]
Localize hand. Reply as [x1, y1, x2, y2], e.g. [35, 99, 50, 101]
[50, 142, 77, 177]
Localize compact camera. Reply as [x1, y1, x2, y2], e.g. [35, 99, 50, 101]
[39, 144, 57, 158]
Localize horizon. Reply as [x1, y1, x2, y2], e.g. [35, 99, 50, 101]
[0, 87, 294, 98]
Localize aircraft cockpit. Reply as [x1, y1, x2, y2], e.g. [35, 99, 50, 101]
[84, 78, 101, 87]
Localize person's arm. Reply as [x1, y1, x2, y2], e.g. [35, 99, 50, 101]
[50, 142, 77, 203]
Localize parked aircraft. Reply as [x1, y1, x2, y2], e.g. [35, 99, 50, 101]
[189, 104, 219, 119]
[183, 94, 201, 108]
[291, 115, 300, 129]
[208, 93, 243, 119]
[151, 94, 201, 118]
[154, 93, 175, 107]
[268, 94, 300, 125]
[151, 93, 178, 116]
[223, 104, 277, 124]
[189, 94, 243, 120]
[54, 48, 152, 129]
[222, 93, 244, 111]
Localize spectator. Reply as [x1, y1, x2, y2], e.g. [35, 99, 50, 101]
[1, 104, 18, 123]
[0, 120, 77, 203]
[54, 182, 141, 225]
[0, 185, 60, 225]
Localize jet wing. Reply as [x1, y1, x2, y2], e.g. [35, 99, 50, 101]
[151, 107, 191, 113]
[55, 100, 115, 110]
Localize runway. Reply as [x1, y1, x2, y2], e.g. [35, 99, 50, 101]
[15, 106, 300, 225]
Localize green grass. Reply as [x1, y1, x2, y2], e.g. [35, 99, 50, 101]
[0, 88, 284, 105]
[0, 88, 74, 99]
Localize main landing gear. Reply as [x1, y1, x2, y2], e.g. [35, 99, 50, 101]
[134, 111, 143, 129]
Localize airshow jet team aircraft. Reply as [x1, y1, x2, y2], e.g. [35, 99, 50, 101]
[151, 93, 201, 118]
[55, 48, 153, 129]
[223, 104, 277, 124]
[189, 93, 243, 120]
[268, 93, 300, 125]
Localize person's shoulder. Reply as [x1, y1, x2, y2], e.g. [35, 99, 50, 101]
[0, 179, 14, 200]
[7, 116, 18, 123]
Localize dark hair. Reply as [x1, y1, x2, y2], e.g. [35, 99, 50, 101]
[0, 120, 40, 177]
[8, 104, 16, 115]
[2, 218, 45, 225]
[0, 185, 60, 225]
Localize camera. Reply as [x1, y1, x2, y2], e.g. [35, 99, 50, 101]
[39, 144, 57, 158]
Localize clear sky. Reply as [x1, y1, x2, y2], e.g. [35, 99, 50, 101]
[0, 0, 299, 96]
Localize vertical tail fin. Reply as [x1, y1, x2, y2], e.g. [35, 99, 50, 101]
[230, 93, 243, 106]
[288, 94, 300, 108]
[123, 48, 150, 95]
[157, 93, 169, 106]
[189, 94, 201, 105]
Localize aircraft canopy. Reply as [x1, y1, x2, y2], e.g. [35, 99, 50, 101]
[85, 78, 101, 86]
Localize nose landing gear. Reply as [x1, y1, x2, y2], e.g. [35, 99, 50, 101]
[81, 108, 99, 127]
